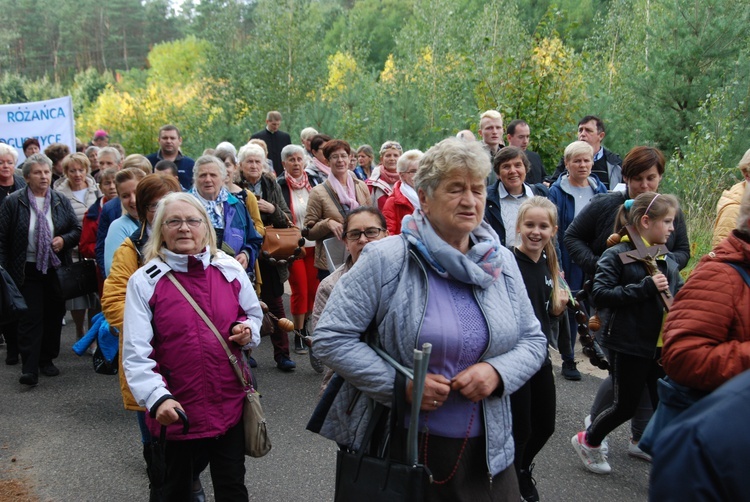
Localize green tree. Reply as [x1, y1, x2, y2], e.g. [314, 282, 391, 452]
[0, 74, 28, 104]
[587, 0, 750, 155]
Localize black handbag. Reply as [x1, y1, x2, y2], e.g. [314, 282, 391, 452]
[0, 265, 27, 324]
[92, 345, 118, 375]
[334, 373, 431, 502]
[53, 258, 97, 300]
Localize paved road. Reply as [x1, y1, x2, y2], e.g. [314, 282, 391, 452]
[0, 310, 650, 501]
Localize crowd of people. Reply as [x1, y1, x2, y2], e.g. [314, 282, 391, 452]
[1, 108, 749, 502]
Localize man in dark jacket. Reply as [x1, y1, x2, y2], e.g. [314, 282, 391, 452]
[548, 116, 622, 189]
[506, 119, 546, 185]
[250, 111, 292, 176]
[146, 124, 195, 189]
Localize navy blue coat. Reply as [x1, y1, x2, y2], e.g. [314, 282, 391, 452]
[650, 370, 750, 501]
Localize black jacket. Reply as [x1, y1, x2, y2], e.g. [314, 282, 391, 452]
[250, 129, 292, 176]
[524, 150, 546, 185]
[0, 188, 81, 288]
[592, 241, 683, 359]
[485, 181, 549, 247]
[563, 191, 691, 276]
[0, 173, 26, 205]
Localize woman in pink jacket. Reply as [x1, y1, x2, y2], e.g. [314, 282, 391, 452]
[122, 192, 262, 501]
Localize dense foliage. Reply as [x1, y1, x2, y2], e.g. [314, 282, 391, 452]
[2, 0, 749, 264]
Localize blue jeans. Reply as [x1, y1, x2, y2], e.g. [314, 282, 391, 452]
[136, 410, 153, 444]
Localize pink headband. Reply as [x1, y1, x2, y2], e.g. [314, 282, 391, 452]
[645, 193, 660, 216]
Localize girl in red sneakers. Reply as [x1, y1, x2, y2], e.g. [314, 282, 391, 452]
[571, 192, 683, 474]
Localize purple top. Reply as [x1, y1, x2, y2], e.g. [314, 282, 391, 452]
[410, 268, 488, 438]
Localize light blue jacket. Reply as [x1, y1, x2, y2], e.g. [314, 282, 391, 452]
[313, 234, 547, 477]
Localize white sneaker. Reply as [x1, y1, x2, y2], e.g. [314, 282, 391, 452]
[584, 415, 609, 456]
[628, 439, 652, 462]
[571, 432, 611, 474]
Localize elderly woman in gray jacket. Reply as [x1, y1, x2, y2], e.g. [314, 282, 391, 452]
[313, 138, 547, 501]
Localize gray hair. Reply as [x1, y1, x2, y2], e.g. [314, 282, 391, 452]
[98, 146, 121, 163]
[85, 145, 100, 157]
[564, 141, 594, 162]
[216, 142, 237, 159]
[22, 153, 53, 177]
[192, 155, 227, 186]
[415, 138, 490, 197]
[237, 143, 266, 164]
[281, 144, 306, 162]
[396, 149, 424, 173]
[300, 127, 318, 141]
[144, 192, 218, 263]
[0, 143, 19, 163]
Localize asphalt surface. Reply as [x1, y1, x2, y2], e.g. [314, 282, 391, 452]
[0, 304, 650, 502]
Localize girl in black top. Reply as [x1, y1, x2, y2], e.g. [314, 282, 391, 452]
[511, 196, 568, 501]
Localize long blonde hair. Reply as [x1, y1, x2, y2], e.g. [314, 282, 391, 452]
[516, 196, 562, 309]
[143, 192, 218, 262]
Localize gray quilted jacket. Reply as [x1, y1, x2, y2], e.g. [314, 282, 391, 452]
[313, 234, 547, 477]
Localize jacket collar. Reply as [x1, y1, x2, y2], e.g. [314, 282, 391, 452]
[160, 246, 211, 273]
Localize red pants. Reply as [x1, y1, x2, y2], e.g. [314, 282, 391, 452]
[287, 248, 319, 316]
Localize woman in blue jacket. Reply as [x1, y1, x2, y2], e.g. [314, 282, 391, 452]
[189, 155, 263, 272]
[549, 141, 607, 378]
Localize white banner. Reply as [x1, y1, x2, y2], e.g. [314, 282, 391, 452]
[0, 96, 76, 164]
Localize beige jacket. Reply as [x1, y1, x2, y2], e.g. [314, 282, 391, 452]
[712, 180, 746, 247]
[304, 179, 371, 270]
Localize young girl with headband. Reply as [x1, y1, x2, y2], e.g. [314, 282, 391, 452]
[571, 191, 683, 474]
[511, 196, 568, 500]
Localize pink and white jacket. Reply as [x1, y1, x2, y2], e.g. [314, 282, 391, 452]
[123, 247, 262, 440]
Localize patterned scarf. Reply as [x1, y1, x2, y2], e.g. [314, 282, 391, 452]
[286, 172, 312, 192]
[401, 209, 503, 288]
[27, 187, 61, 273]
[190, 186, 229, 230]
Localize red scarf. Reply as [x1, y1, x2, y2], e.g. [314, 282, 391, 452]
[377, 165, 400, 186]
[287, 172, 312, 192]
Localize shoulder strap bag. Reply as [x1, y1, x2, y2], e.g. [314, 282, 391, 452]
[165, 271, 272, 458]
[261, 212, 305, 263]
[323, 182, 349, 221]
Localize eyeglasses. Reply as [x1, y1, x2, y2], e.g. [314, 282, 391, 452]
[147, 203, 159, 213]
[344, 227, 384, 241]
[163, 218, 204, 229]
[381, 142, 403, 152]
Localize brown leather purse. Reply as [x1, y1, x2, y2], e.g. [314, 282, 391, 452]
[261, 214, 305, 263]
